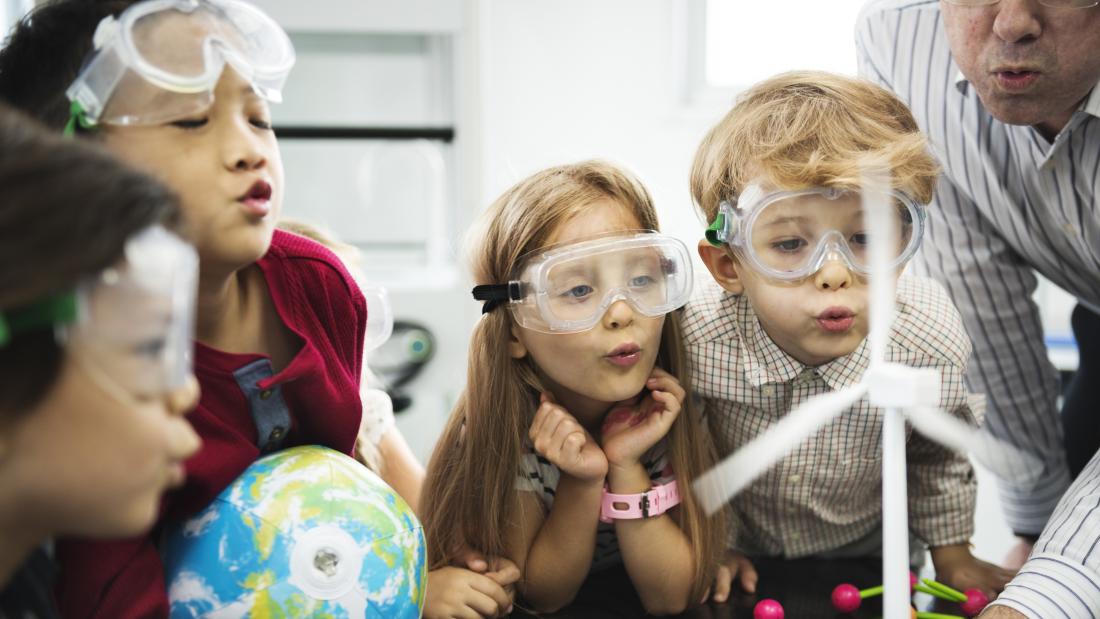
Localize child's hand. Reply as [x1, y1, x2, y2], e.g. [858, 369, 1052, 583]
[931, 544, 1016, 601]
[600, 368, 685, 469]
[454, 549, 521, 596]
[709, 550, 758, 602]
[481, 556, 520, 592]
[424, 566, 515, 619]
[530, 392, 608, 482]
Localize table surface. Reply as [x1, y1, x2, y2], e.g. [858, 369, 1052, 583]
[510, 556, 969, 618]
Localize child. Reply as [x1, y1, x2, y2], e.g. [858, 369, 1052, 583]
[686, 70, 1014, 600]
[421, 160, 727, 616]
[0, 2, 375, 616]
[274, 218, 424, 508]
[0, 103, 200, 618]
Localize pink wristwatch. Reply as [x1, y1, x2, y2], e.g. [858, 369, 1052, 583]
[599, 479, 681, 523]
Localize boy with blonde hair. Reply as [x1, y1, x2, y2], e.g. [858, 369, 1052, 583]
[686, 71, 1013, 601]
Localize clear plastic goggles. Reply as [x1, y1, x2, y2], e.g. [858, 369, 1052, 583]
[361, 285, 394, 352]
[66, 0, 295, 127]
[63, 226, 199, 400]
[473, 232, 694, 334]
[706, 184, 926, 282]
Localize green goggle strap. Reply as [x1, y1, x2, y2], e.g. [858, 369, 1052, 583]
[705, 211, 726, 247]
[0, 292, 78, 347]
[63, 100, 98, 138]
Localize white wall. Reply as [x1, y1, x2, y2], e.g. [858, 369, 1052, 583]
[477, 0, 718, 246]
[0, 0, 32, 39]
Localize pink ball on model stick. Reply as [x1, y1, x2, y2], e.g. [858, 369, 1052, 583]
[831, 583, 862, 613]
[753, 598, 784, 619]
[831, 582, 884, 612]
[960, 588, 990, 617]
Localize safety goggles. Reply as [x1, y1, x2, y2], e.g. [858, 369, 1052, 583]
[63, 226, 199, 400]
[361, 285, 393, 352]
[473, 232, 694, 334]
[66, 0, 294, 130]
[705, 184, 925, 282]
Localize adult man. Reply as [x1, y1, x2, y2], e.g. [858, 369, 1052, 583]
[982, 448, 1100, 617]
[856, 0, 1100, 616]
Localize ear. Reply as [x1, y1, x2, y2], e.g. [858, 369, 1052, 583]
[508, 325, 528, 359]
[698, 240, 744, 294]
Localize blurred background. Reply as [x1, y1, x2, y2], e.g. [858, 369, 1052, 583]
[1, 0, 1080, 566]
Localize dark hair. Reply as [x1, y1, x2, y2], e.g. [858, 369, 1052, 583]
[0, 0, 135, 131]
[0, 102, 180, 414]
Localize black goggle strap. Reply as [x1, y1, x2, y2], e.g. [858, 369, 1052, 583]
[472, 282, 523, 315]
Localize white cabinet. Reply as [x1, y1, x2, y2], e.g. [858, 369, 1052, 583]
[278, 32, 453, 128]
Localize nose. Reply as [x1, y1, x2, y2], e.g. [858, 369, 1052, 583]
[165, 375, 202, 459]
[813, 256, 853, 291]
[992, 0, 1043, 44]
[603, 299, 636, 329]
[166, 375, 200, 417]
[220, 117, 268, 172]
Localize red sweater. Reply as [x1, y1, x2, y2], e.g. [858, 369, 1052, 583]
[54, 230, 366, 618]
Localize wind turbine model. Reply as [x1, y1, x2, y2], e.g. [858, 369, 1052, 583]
[693, 165, 1041, 618]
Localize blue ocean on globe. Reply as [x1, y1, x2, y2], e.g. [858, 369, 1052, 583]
[163, 445, 426, 618]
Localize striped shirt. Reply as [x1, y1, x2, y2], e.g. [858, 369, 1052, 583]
[516, 440, 672, 572]
[856, 0, 1100, 536]
[990, 447, 1100, 617]
[683, 276, 979, 557]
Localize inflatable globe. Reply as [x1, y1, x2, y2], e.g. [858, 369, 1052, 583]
[163, 445, 426, 618]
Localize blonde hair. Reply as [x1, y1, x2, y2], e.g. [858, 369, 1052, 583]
[421, 160, 726, 603]
[276, 219, 364, 278]
[690, 70, 939, 223]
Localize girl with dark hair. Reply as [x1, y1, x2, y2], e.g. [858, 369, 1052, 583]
[2, 3, 373, 614]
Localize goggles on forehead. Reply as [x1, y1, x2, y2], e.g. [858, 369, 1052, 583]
[705, 184, 926, 282]
[473, 232, 694, 334]
[65, 0, 295, 132]
[63, 226, 199, 400]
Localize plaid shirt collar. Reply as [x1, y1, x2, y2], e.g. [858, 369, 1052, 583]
[730, 291, 870, 391]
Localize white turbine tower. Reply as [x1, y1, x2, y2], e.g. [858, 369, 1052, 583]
[693, 163, 1041, 618]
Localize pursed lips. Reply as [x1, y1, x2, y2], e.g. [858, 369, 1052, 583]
[815, 307, 856, 333]
[605, 343, 642, 367]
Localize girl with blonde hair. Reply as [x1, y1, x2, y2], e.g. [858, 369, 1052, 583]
[422, 160, 727, 616]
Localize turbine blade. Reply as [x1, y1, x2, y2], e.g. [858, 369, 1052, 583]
[693, 384, 869, 514]
[861, 164, 897, 368]
[907, 406, 1043, 485]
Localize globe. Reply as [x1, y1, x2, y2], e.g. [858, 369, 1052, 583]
[163, 445, 427, 618]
